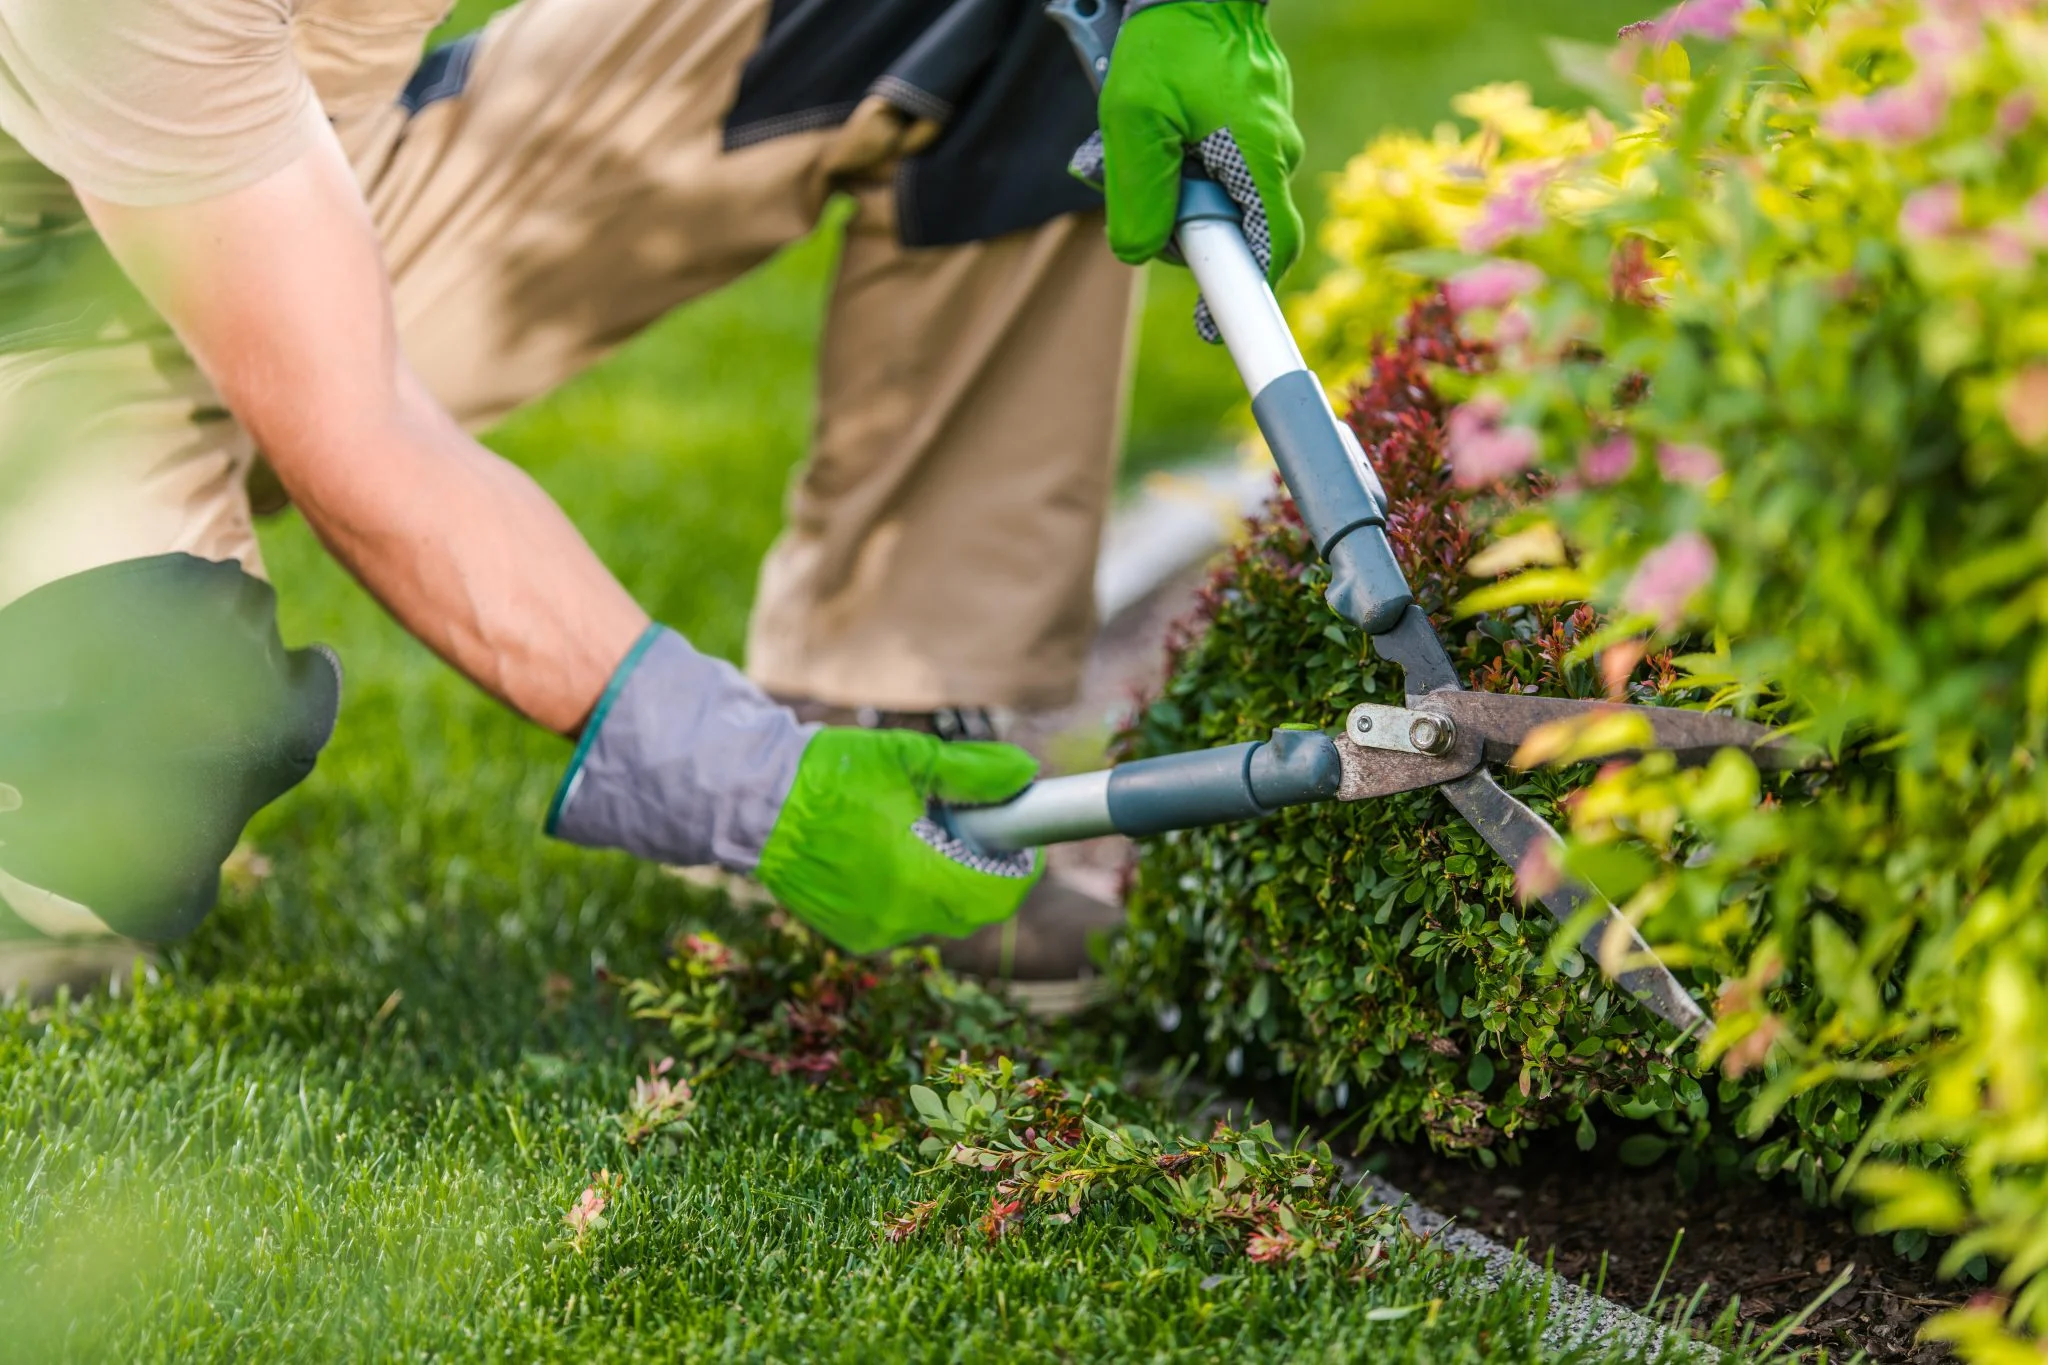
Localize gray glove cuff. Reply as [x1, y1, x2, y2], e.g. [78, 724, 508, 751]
[546, 625, 817, 873]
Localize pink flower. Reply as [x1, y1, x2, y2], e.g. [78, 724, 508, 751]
[1461, 167, 1554, 252]
[1821, 77, 1950, 146]
[1445, 259, 1545, 313]
[1620, 0, 1747, 42]
[1996, 93, 2036, 139]
[1904, 20, 1982, 70]
[1624, 531, 1716, 628]
[1657, 441, 1723, 484]
[1445, 397, 1539, 486]
[2003, 364, 2048, 449]
[2022, 188, 2048, 246]
[1899, 182, 1964, 241]
[1658, 0, 1747, 39]
[1927, 0, 2027, 18]
[1493, 304, 1533, 349]
[1982, 224, 2033, 271]
[1643, 82, 1669, 110]
[1581, 434, 1636, 484]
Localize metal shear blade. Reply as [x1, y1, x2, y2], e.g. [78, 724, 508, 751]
[1331, 606, 1800, 1037]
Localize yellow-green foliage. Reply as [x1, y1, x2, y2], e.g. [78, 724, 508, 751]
[1296, 1, 2048, 1353]
[1294, 82, 1617, 375]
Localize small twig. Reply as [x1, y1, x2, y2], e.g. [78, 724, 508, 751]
[1754, 1263, 1858, 1358]
[1739, 1268, 1821, 1293]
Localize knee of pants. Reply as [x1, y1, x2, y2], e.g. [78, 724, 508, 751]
[0, 555, 342, 942]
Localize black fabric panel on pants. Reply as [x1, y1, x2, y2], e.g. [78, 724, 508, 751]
[725, 0, 958, 148]
[0, 555, 342, 941]
[723, 0, 1104, 248]
[894, 5, 1101, 247]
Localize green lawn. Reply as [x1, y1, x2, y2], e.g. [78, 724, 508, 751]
[0, 4, 1687, 1359]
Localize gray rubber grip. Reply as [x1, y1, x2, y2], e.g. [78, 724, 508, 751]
[1324, 524, 1415, 635]
[1106, 742, 1263, 837]
[1249, 370, 1385, 555]
[947, 731, 1343, 852]
[1246, 728, 1344, 807]
[1103, 730, 1343, 837]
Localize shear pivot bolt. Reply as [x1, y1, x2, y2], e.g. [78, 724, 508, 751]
[1407, 714, 1454, 755]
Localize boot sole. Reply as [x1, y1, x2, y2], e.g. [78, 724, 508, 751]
[0, 939, 155, 1005]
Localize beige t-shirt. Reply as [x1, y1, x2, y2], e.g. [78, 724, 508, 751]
[0, 0, 450, 213]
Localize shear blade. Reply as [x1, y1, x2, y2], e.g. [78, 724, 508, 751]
[1438, 770, 1711, 1039]
[1424, 690, 1807, 771]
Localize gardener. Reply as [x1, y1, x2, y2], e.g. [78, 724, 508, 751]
[0, 0, 1301, 998]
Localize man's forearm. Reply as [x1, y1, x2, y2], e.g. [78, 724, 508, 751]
[286, 367, 649, 734]
[78, 131, 649, 736]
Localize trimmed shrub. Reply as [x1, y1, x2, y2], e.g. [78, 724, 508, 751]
[1110, 296, 1765, 1173]
[1118, 1, 2048, 1350]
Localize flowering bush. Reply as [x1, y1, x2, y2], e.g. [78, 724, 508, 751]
[1293, 82, 1618, 377]
[1121, 0, 2048, 1352]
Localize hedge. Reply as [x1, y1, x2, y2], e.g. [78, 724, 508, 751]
[1114, 2, 2048, 1354]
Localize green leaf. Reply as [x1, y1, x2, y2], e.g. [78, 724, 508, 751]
[1379, 249, 1478, 279]
[1544, 36, 1638, 113]
[1455, 569, 1594, 617]
[908, 1085, 948, 1128]
[1617, 1135, 1671, 1168]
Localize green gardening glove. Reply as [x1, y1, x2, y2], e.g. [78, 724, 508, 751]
[1082, 0, 1305, 339]
[755, 728, 1043, 954]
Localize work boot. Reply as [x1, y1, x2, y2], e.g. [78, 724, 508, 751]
[772, 695, 1124, 1006]
[0, 885, 155, 1005]
[0, 934, 154, 1005]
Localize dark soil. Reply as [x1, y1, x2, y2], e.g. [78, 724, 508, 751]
[1363, 1129, 1973, 1362]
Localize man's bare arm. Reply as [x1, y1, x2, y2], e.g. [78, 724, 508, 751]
[78, 120, 648, 735]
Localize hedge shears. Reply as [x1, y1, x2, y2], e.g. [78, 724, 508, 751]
[943, 0, 1803, 1040]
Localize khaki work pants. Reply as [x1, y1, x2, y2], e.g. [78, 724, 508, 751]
[0, 0, 1138, 712]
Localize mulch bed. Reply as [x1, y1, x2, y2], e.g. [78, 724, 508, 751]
[1366, 1129, 1973, 1362]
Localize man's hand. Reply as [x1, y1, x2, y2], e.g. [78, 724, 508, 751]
[1098, 0, 1304, 287]
[76, 121, 648, 734]
[545, 627, 1041, 947]
[757, 729, 1041, 952]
